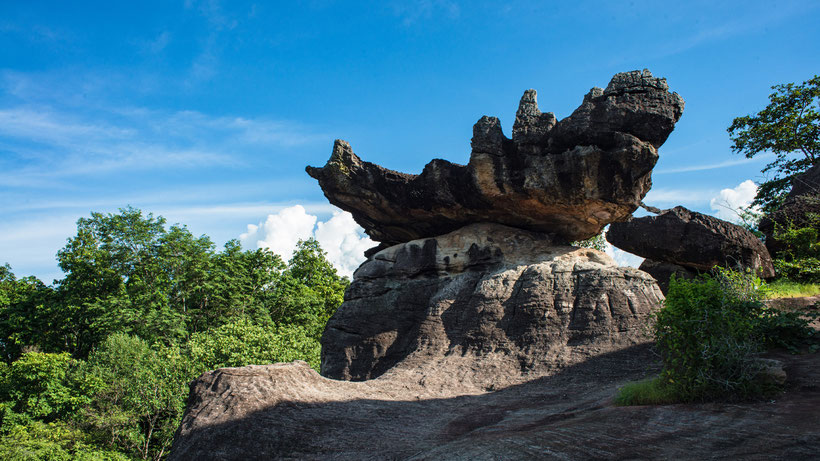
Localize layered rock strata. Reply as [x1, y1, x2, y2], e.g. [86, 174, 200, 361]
[607, 206, 776, 284]
[321, 223, 663, 384]
[307, 70, 684, 246]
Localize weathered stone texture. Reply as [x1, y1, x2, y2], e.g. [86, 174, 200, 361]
[638, 258, 698, 295]
[607, 206, 775, 279]
[306, 70, 684, 246]
[321, 223, 663, 384]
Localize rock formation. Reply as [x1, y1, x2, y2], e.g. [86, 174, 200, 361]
[322, 223, 663, 384]
[607, 206, 775, 290]
[172, 70, 689, 459]
[171, 348, 820, 460]
[759, 163, 820, 255]
[306, 69, 684, 246]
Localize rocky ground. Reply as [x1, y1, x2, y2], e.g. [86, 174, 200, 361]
[172, 333, 819, 460]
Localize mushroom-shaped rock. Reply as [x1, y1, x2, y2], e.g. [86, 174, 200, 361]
[306, 70, 684, 246]
[607, 206, 776, 279]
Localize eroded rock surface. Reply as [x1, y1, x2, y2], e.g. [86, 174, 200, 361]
[607, 206, 775, 279]
[321, 223, 663, 385]
[306, 70, 684, 245]
[170, 347, 820, 460]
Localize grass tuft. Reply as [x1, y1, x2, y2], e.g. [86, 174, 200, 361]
[764, 280, 820, 299]
[613, 377, 680, 406]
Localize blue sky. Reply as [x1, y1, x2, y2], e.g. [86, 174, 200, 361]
[1, 0, 818, 281]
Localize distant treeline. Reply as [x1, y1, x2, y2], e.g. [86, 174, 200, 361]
[0, 206, 348, 460]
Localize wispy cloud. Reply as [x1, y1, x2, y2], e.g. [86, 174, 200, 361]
[0, 104, 323, 186]
[643, 187, 718, 207]
[655, 155, 771, 174]
[390, 0, 461, 26]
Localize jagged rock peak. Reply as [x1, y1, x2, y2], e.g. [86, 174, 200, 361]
[307, 70, 684, 246]
[512, 89, 556, 145]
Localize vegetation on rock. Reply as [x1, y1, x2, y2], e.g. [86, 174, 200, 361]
[616, 269, 818, 405]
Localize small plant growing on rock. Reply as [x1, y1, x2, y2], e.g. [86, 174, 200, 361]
[616, 268, 818, 405]
[653, 269, 771, 401]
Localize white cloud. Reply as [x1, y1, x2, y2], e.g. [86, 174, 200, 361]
[709, 179, 758, 223]
[314, 211, 377, 277]
[604, 242, 644, 269]
[240, 205, 374, 278]
[643, 187, 718, 207]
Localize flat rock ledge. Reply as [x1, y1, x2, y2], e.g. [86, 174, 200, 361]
[607, 206, 775, 279]
[307, 70, 684, 245]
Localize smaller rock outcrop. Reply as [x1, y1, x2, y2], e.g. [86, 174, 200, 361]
[607, 206, 775, 291]
[306, 70, 684, 246]
[759, 163, 820, 256]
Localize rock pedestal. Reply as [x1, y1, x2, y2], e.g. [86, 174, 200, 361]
[171, 70, 688, 460]
[321, 223, 663, 387]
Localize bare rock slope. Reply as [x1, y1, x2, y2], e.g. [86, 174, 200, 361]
[306, 70, 684, 245]
[171, 346, 820, 460]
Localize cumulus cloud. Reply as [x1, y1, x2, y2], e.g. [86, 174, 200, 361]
[709, 179, 758, 223]
[240, 205, 374, 278]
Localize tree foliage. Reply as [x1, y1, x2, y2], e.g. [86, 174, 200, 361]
[0, 207, 350, 459]
[728, 75, 820, 213]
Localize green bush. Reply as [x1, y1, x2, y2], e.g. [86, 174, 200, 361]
[652, 269, 778, 402]
[187, 317, 322, 372]
[82, 334, 190, 461]
[0, 352, 99, 423]
[618, 268, 819, 405]
[0, 418, 129, 461]
[772, 221, 820, 283]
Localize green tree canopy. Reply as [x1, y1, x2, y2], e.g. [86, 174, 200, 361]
[728, 75, 820, 213]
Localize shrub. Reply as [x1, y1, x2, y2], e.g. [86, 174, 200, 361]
[187, 317, 322, 372]
[652, 270, 775, 402]
[772, 220, 820, 283]
[613, 377, 678, 406]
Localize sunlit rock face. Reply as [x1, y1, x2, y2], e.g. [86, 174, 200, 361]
[306, 70, 684, 247]
[321, 223, 663, 384]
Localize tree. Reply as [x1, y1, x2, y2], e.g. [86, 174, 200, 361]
[728, 75, 820, 213]
[83, 334, 189, 460]
[270, 239, 349, 337]
[0, 267, 58, 362]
